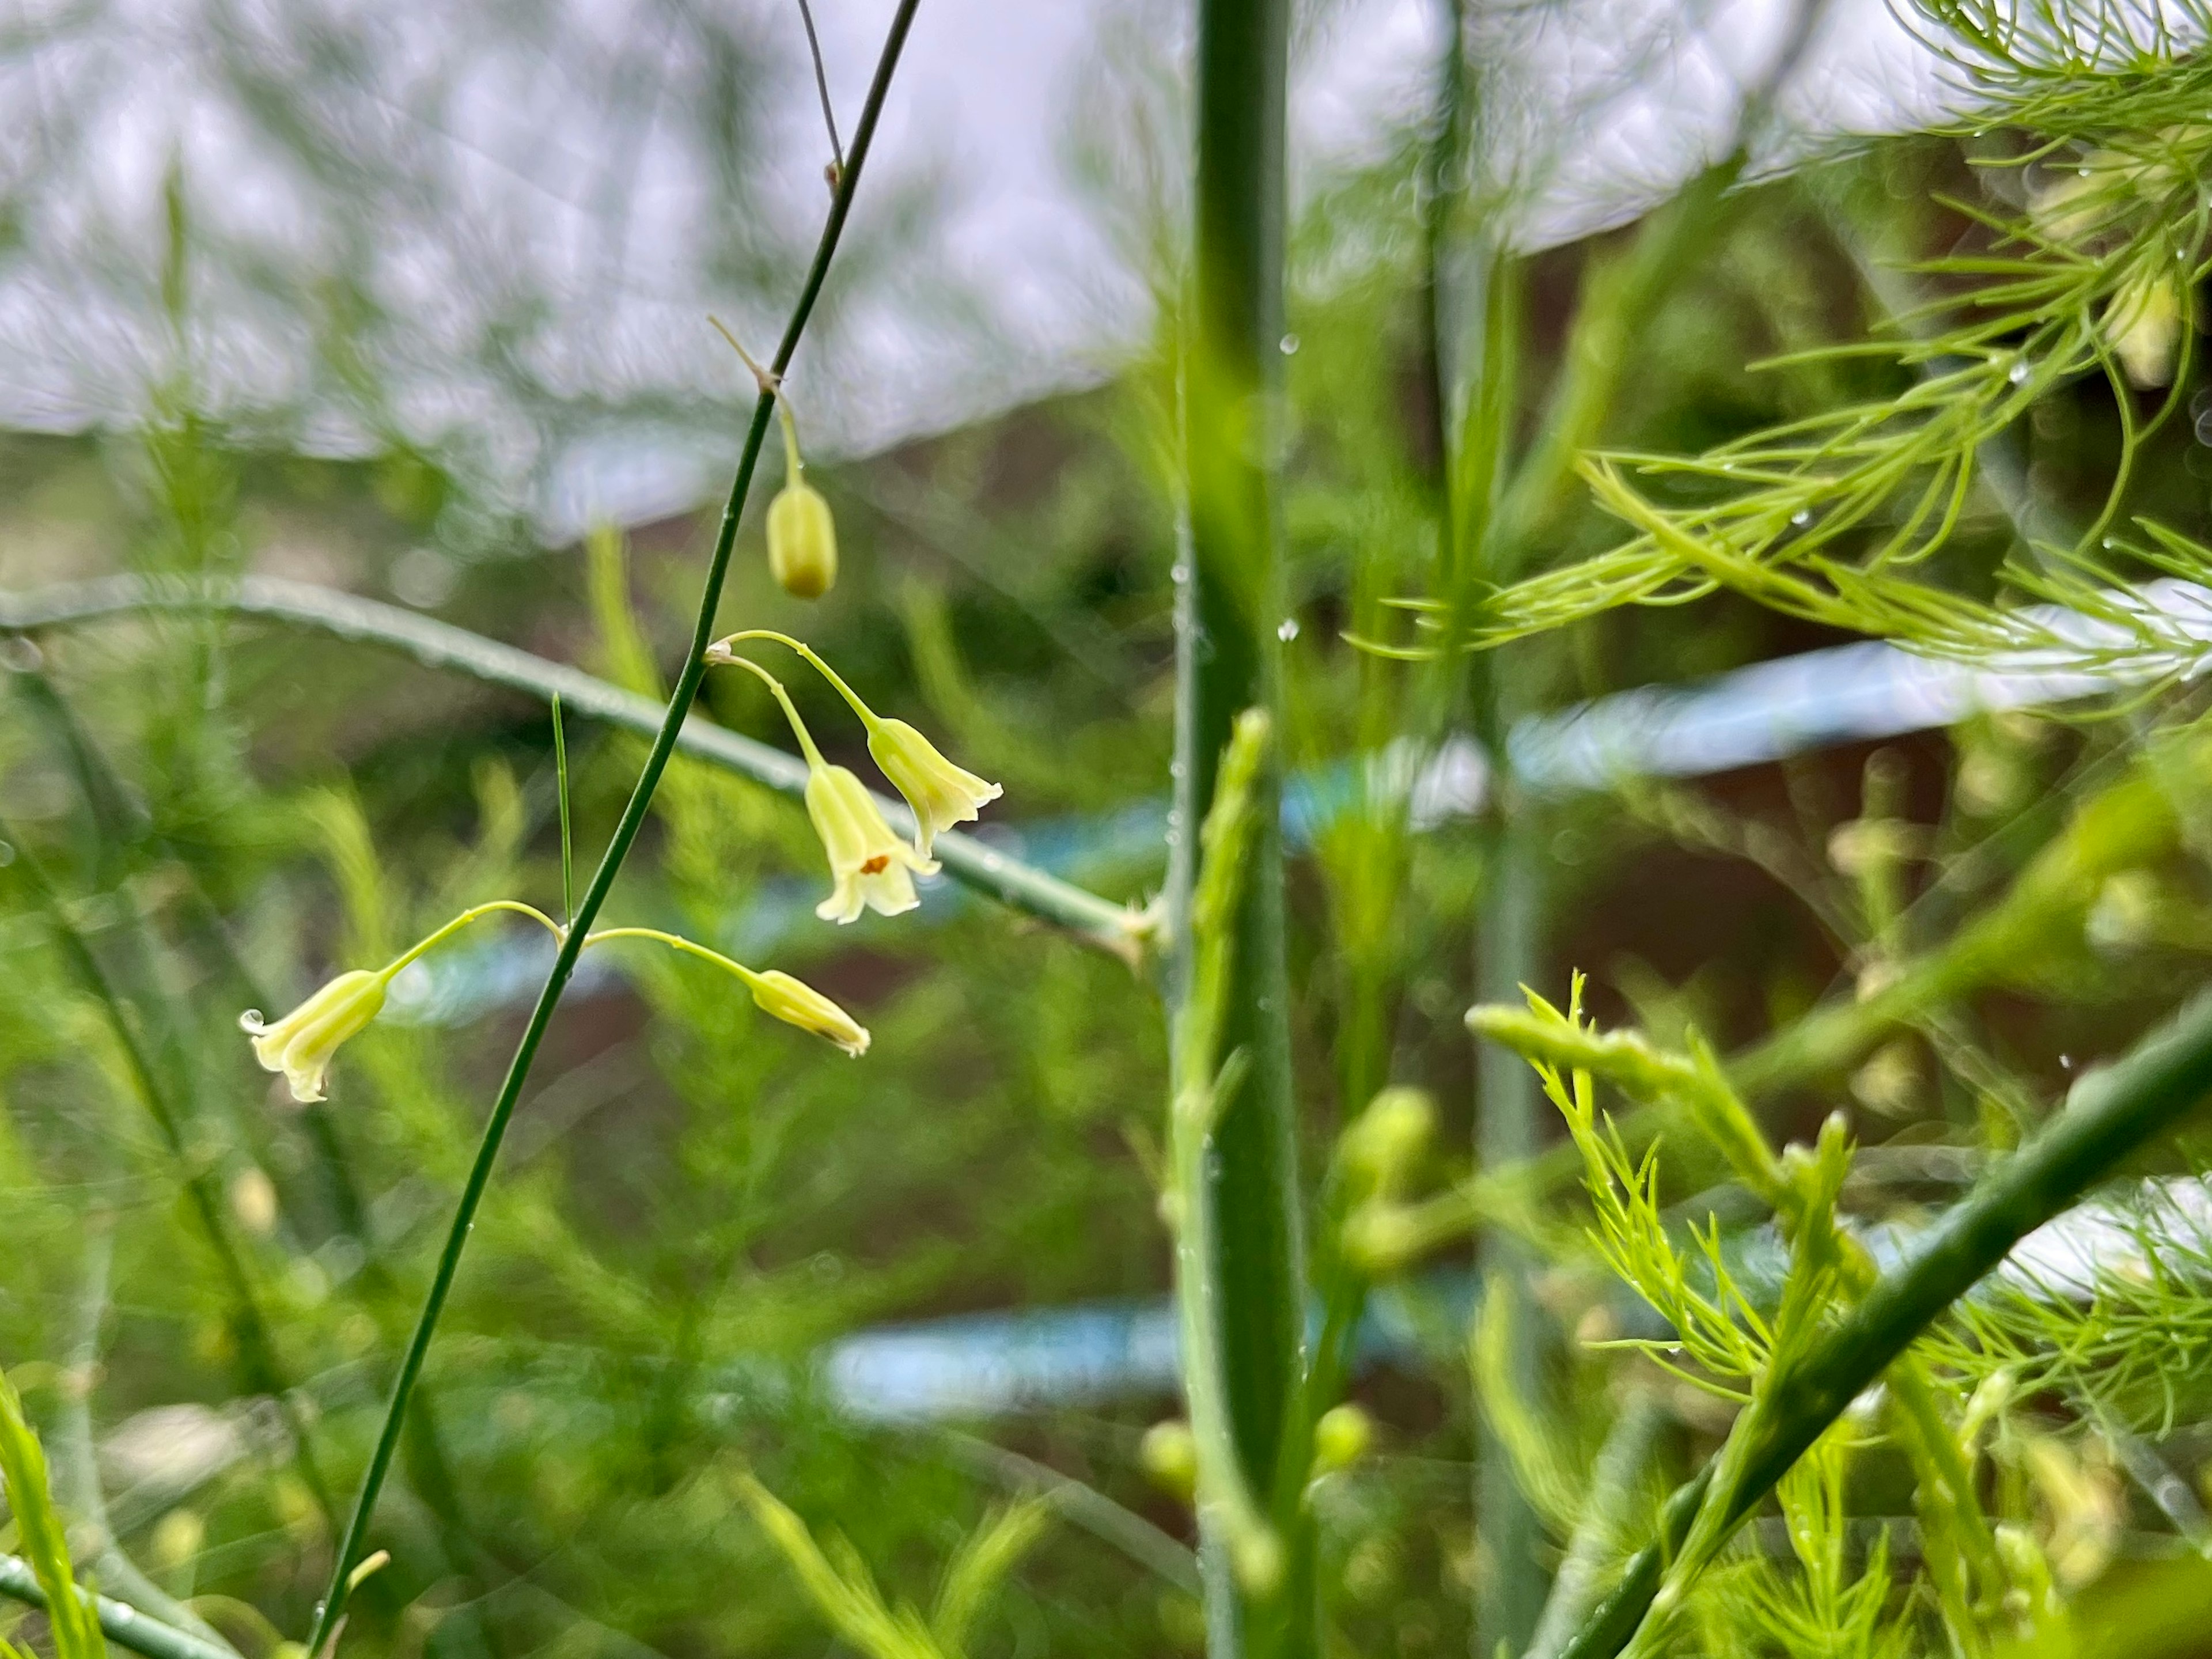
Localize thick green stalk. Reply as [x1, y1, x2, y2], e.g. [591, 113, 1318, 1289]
[1170, 0, 1304, 1651]
[0, 574, 1141, 965]
[1560, 986, 2212, 1659]
[301, 6, 921, 1648]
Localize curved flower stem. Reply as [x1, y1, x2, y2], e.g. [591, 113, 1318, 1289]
[581, 926, 768, 992]
[302, 6, 923, 1649]
[709, 652, 830, 768]
[379, 901, 566, 979]
[717, 629, 879, 731]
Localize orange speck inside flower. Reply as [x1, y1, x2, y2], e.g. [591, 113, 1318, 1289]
[861, 854, 889, 874]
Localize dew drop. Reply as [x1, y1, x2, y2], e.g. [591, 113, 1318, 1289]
[1279, 332, 1300, 355]
[1791, 509, 1811, 527]
[2009, 359, 2031, 384]
[1277, 616, 1301, 641]
[2060, 1054, 2074, 1071]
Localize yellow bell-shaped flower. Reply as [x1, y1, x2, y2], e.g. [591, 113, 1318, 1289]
[805, 760, 938, 923]
[743, 968, 870, 1056]
[865, 717, 1002, 857]
[240, 969, 388, 1103]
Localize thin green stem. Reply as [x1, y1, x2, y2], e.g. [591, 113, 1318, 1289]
[777, 399, 805, 482]
[380, 901, 565, 979]
[582, 926, 768, 991]
[551, 693, 574, 928]
[715, 628, 878, 730]
[301, 6, 922, 1648]
[708, 652, 829, 768]
[0, 575, 1144, 963]
[1557, 986, 2212, 1659]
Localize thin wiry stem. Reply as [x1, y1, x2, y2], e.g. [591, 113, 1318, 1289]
[301, 6, 922, 1648]
[794, 0, 845, 183]
[0, 575, 1146, 966]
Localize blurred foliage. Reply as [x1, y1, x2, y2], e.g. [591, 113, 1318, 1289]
[6, 3, 2212, 1659]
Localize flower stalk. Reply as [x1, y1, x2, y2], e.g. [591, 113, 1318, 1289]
[301, 7, 922, 1648]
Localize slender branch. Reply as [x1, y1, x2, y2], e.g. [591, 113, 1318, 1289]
[0, 575, 1145, 965]
[938, 1433, 1201, 1597]
[302, 6, 923, 1649]
[0, 1557, 238, 1659]
[794, 0, 845, 181]
[1554, 985, 2212, 1659]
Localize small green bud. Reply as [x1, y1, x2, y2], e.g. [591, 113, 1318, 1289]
[1340, 1086, 1434, 1196]
[1139, 1420, 1198, 1501]
[1231, 1528, 1284, 1597]
[1310, 1403, 1373, 1477]
[1342, 1203, 1422, 1275]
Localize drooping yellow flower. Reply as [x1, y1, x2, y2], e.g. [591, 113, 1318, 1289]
[240, 969, 388, 1103]
[806, 760, 938, 923]
[743, 968, 870, 1056]
[865, 717, 1003, 857]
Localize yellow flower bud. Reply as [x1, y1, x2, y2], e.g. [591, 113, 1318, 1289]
[1310, 1403, 1374, 1476]
[805, 760, 938, 923]
[744, 968, 870, 1056]
[768, 479, 838, 599]
[865, 717, 1002, 857]
[239, 969, 387, 1103]
[767, 401, 836, 599]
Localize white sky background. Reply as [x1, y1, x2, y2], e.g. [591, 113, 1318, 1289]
[0, 0, 1972, 540]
